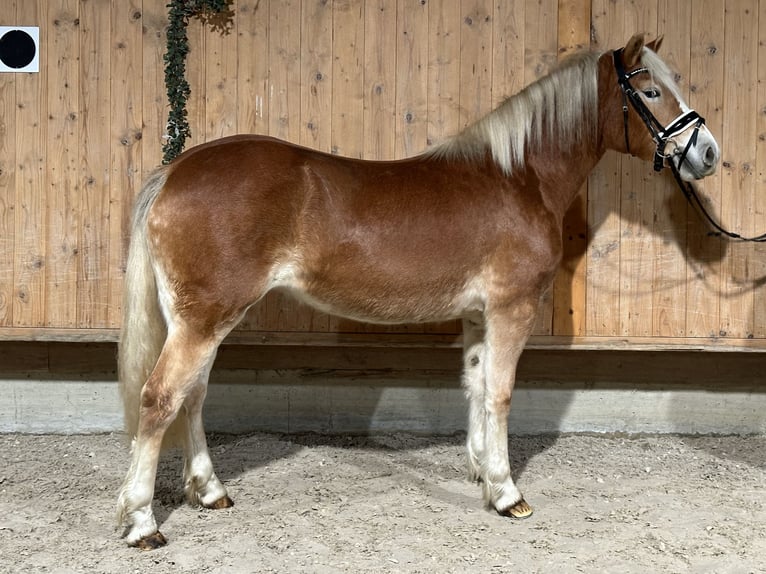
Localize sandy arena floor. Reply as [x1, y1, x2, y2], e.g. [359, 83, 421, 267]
[0, 432, 764, 573]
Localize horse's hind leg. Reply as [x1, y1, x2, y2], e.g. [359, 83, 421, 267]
[182, 371, 232, 510]
[118, 329, 222, 548]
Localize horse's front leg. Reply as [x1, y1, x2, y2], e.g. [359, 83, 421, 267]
[475, 301, 537, 518]
[462, 317, 488, 482]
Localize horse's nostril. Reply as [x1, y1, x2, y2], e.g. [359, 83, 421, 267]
[704, 145, 718, 167]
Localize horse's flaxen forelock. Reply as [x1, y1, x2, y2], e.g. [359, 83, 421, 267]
[429, 50, 601, 175]
[639, 47, 687, 107]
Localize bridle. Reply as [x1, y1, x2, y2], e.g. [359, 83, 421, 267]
[613, 48, 766, 242]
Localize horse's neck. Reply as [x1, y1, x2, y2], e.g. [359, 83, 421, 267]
[525, 137, 604, 221]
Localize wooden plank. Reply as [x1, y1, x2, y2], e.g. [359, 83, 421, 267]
[491, 0, 525, 107]
[586, 0, 626, 337]
[14, 0, 47, 328]
[753, 0, 766, 338]
[652, 0, 692, 337]
[685, 0, 725, 338]
[395, 0, 429, 159]
[141, 0, 167, 170]
[426, 0, 461, 146]
[458, 0, 492, 129]
[523, 0, 558, 85]
[235, 0, 270, 136]
[78, 0, 112, 328]
[204, 3, 238, 140]
[552, 0, 590, 337]
[184, 2, 207, 149]
[108, 0, 143, 327]
[2, 325, 766, 352]
[363, 0, 397, 160]
[719, 0, 758, 338]
[0, 0, 17, 326]
[300, 0, 333, 153]
[45, 0, 80, 329]
[619, 0, 658, 337]
[332, 0, 365, 157]
[268, 0, 301, 144]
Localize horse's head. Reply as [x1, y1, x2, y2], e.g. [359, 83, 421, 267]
[604, 33, 720, 181]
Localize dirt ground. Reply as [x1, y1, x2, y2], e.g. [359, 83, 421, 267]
[0, 432, 764, 574]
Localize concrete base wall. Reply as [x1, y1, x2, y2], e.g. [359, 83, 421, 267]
[3, 367, 765, 436]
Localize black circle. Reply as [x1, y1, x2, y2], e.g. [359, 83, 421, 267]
[0, 30, 36, 69]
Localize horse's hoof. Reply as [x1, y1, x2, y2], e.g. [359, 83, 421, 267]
[498, 498, 534, 519]
[131, 531, 168, 550]
[205, 495, 234, 510]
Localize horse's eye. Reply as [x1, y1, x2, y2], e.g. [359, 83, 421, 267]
[642, 88, 661, 99]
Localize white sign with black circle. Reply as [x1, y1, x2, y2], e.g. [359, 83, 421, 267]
[0, 27, 40, 73]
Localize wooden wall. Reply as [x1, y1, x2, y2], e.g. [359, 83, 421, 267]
[0, 0, 764, 351]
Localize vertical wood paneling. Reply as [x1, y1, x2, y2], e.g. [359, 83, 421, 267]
[301, 0, 333, 153]
[236, 0, 270, 136]
[13, 0, 47, 327]
[619, 0, 657, 337]
[587, 0, 625, 337]
[427, 1, 461, 145]
[720, 0, 758, 338]
[183, 6, 207, 150]
[204, 7, 238, 140]
[0, 0, 17, 326]
[458, 0, 493, 129]
[332, 0, 365, 158]
[140, 0, 166, 173]
[686, 0, 725, 337]
[653, 0, 692, 337]
[1, 0, 765, 349]
[46, 0, 80, 328]
[363, 0, 397, 160]
[491, 0, 525, 106]
[268, 0, 302, 144]
[396, 0, 429, 158]
[753, 0, 766, 337]
[107, 0, 143, 326]
[78, 0, 111, 328]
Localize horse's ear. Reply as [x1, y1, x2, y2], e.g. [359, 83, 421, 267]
[623, 33, 646, 67]
[646, 35, 664, 54]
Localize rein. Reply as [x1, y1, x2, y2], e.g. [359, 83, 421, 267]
[613, 48, 766, 242]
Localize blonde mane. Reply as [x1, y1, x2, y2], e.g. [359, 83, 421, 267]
[428, 46, 677, 175]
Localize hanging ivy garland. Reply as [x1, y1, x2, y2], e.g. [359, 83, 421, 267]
[162, 0, 229, 164]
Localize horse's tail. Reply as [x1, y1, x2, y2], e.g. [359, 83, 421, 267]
[118, 167, 170, 442]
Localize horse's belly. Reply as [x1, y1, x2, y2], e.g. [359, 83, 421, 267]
[272, 262, 485, 325]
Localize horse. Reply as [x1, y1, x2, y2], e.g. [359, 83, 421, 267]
[117, 34, 719, 548]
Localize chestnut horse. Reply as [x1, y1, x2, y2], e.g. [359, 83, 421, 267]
[117, 35, 719, 548]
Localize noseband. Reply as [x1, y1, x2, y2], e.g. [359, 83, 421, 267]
[613, 48, 766, 242]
